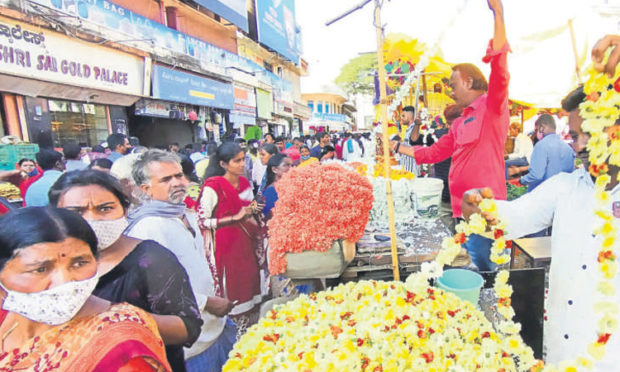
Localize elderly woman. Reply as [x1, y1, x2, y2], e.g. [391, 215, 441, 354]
[49, 170, 202, 372]
[0, 207, 171, 371]
[197, 142, 262, 336]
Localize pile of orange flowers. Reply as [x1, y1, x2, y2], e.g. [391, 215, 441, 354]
[268, 163, 374, 275]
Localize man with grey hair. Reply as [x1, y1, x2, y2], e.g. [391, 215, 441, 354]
[519, 114, 575, 192]
[125, 149, 237, 371]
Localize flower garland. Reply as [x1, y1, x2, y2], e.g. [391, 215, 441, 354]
[224, 280, 535, 371]
[418, 107, 439, 146]
[419, 58, 620, 372]
[267, 163, 374, 275]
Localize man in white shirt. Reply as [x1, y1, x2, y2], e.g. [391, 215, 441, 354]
[504, 122, 533, 179]
[461, 35, 619, 369]
[342, 132, 363, 162]
[125, 149, 235, 372]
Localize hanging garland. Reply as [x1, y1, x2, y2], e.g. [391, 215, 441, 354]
[412, 55, 619, 371]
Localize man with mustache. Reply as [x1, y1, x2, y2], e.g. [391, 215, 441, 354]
[125, 149, 237, 372]
[461, 35, 620, 370]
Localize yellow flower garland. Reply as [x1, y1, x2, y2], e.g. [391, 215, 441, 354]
[223, 58, 618, 372]
[445, 59, 619, 372]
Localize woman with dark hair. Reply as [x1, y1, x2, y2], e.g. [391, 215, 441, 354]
[49, 170, 202, 372]
[197, 142, 262, 336]
[262, 154, 292, 217]
[319, 145, 336, 162]
[0, 207, 171, 371]
[298, 145, 318, 168]
[251, 143, 278, 195]
[88, 157, 113, 173]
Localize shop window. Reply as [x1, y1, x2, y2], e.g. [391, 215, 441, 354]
[49, 99, 108, 148]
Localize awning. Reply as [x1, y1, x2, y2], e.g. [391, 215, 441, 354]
[0, 73, 142, 106]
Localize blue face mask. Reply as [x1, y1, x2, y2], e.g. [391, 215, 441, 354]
[27, 169, 38, 177]
[301, 155, 310, 161]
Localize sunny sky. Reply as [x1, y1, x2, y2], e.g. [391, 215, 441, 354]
[296, 0, 620, 108]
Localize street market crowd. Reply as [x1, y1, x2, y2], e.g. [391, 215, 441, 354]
[0, 0, 618, 369]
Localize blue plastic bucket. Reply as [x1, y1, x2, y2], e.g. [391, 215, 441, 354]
[436, 269, 484, 306]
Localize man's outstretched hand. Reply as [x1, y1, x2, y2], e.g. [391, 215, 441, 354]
[592, 35, 620, 78]
[461, 187, 498, 225]
[487, 0, 503, 15]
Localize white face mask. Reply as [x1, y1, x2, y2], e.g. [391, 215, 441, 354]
[87, 217, 128, 251]
[0, 274, 99, 325]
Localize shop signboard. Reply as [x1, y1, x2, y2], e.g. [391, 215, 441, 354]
[0, 16, 145, 96]
[29, 0, 272, 85]
[255, 0, 299, 63]
[29, 0, 187, 55]
[312, 113, 348, 122]
[256, 88, 273, 120]
[152, 65, 234, 109]
[192, 0, 248, 32]
[233, 85, 256, 115]
[230, 85, 256, 126]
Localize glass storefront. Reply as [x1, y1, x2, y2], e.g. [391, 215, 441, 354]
[49, 100, 108, 148]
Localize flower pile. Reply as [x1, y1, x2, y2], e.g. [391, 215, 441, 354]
[268, 163, 374, 275]
[224, 280, 534, 371]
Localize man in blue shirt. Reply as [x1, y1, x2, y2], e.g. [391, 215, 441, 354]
[310, 132, 330, 159]
[520, 114, 574, 192]
[25, 149, 65, 206]
[106, 133, 131, 163]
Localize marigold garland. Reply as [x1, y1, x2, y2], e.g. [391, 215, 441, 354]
[441, 56, 620, 372]
[224, 280, 535, 371]
[267, 163, 374, 275]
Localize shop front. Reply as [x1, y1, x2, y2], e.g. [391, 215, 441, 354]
[132, 65, 234, 146]
[0, 15, 147, 148]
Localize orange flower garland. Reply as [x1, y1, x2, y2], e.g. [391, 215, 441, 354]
[268, 163, 374, 275]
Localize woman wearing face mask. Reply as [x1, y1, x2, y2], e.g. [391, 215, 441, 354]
[298, 145, 318, 168]
[0, 207, 171, 371]
[197, 142, 262, 337]
[49, 170, 202, 372]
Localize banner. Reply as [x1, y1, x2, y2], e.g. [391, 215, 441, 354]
[255, 0, 299, 63]
[193, 0, 248, 32]
[256, 88, 273, 119]
[152, 65, 233, 109]
[0, 16, 144, 96]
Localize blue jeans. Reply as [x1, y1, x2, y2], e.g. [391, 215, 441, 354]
[185, 318, 237, 372]
[463, 233, 497, 272]
[505, 157, 528, 179]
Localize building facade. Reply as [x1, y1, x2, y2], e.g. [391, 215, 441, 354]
[301, 92, 356, 133]
[0, 0, 307, 148]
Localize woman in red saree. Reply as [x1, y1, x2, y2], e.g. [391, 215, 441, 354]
[0, 207, 170, 372]
[197, 142, 263, 336]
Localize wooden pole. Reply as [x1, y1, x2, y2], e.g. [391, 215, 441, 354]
[421, 70, 428, 107]
[374, 0, 399, 281]
[567, 19, 582, 84]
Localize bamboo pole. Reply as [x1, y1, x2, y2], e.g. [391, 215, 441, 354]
[374, 0, 399, 281]
[421, 71, 428, 107]
[567, 19, 582, 84]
